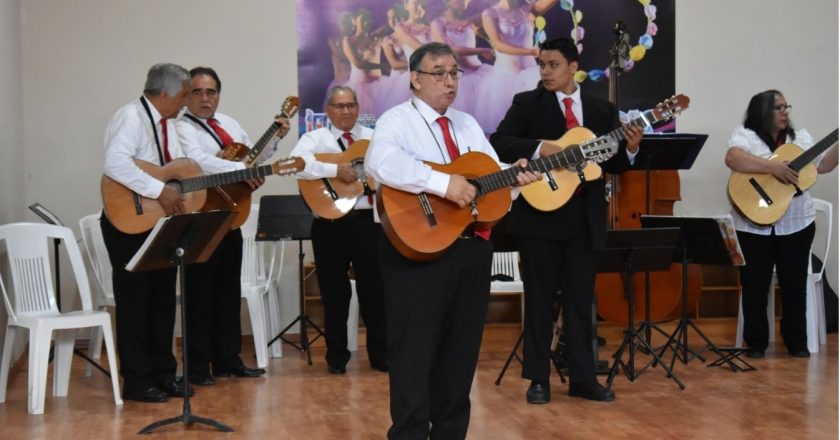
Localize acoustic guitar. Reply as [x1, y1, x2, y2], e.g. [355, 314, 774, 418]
[298, 139, 376, 219]
[102, 156, 304, 234]
[728, 128, 838, 225]
[378, 136, 619, 261]
[202, 96, 301, 229]
[521, 94, 691, 212]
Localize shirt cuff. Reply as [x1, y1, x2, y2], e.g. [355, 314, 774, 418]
[426, 170, 451, 198]
[626, 146, 639, 166]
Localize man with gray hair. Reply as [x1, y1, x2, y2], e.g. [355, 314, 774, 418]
[100, 62, 231, 403]
[289, 85, 388, 375]
[365, 42, 540, 439]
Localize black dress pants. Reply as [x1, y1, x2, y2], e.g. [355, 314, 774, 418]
[738, 222, 815, 351]
[99, 212, 177, 392]
[381, 235, 493, 440]
[184, 228, 245, 375]
[311, 210, 387, 368]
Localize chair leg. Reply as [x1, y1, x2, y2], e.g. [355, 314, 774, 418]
[85, 306, 106, 378]
[815, 280, 828, 345]
[245, 294, 269, 369]
[767, 280, 776, 343]
[0, 326, 17, 403]
[347, 283, 359, 353]
[735, 295, 745, 348]
[267, 282, 283, 358]
[805, 279, 820, 354]
[53, 329, 76, 397]
[28, 326, 53, 414]
[99, 320, 123, 406]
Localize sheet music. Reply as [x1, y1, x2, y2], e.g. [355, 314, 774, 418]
[126, 216, 170, 272]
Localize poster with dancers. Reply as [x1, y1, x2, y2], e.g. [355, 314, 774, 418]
[297, 0, 674, 135]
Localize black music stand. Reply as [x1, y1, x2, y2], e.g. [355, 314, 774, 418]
[133, 210, 236, 434]
[28, 203, 112, 378]
[258, 195, 324, 365]
[631, 134, 707, 349]
[602, 228, 685, 390]
[641, 215, 754, 372]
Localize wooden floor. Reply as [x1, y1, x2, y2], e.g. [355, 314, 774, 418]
[0, 319, 836, 439]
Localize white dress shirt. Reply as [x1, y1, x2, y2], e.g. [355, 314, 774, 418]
[728, 125, 819, 235]
[175, 111, 250, 175]
[103, 98, 186, 199]
[290, 123, 374, 210]
[365, 96, 504, 199]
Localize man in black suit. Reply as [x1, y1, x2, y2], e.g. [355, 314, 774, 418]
[490, 37, 642, 403]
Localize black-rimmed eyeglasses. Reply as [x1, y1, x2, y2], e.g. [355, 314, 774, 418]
[774, 104, 792, 113]
[415, 69, 464, 82]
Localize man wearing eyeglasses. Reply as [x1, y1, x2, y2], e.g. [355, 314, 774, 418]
[365, 42, 540, 439]
[289, 85, 388, 375]
[175, 67, 290, 385]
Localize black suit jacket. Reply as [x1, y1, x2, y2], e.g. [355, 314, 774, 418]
[490, 85, 633, 249]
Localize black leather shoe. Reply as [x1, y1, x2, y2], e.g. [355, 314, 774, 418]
[123, 386, 168, 403]
[568, 382, 615, 402]
[327, 365, 347, 375]
[788, 348, 810, 358]
[526, 381, 550, 404]
[371, 361, 389, 372]
[188, 372, 215, 386]
[745, 349, 765, 359]
[159, 377, 195, 397]
[214, 365, 266, 378]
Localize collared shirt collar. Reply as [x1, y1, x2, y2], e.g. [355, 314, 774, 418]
[411, 95, 455, 126]
[555, 85, 581, 106]
[329, 122, 361, 140]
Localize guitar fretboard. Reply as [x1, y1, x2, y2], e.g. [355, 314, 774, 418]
[245, 116, 287, 165]
[788, 128, 839, 171]
[180, 164, 275, 193]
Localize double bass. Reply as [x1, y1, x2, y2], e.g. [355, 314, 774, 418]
[594, 24, 702, 327]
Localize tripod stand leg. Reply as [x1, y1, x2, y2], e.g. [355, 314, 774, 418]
[495, 332, 524, 386]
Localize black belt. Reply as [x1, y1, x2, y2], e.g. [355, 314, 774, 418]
[317, 209, 373, 223]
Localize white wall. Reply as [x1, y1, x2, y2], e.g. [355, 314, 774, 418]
[2, 0, 837, 340]
[1, 0, 24, 224]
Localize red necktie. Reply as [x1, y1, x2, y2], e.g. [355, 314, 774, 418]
[436, 117, 460, 161]
[207, 118, 235, 148]
[342, 132, 355, 150]
[160, 118, 172, 163]
[563, 97, 580, 129]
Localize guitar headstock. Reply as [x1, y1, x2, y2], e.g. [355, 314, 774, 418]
[650, 94, 690, 122]
[271, 156, 306, 176]
[581, 137, 619, 163]
[279, 96, 300, 119]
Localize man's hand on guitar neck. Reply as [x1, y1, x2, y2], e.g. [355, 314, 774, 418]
[157, 185, 186, 215]
[623, 125, 643, 154]
[511, 158, 541, 186]
[273, 115, 291, 139]
[445, 175, 477, 208]
[336, 163, 359, 184]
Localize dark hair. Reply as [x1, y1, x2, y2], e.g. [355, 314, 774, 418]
[408, 42, 456, 90]
[189, 66, 222, 93]
[539, 37, 579, 64]
[743, 89, 794, 150]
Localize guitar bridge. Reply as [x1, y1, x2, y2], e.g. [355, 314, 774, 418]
[322, 178, 339, 201]
[575, 165, 586, 184]
[133, 192, 143, 215]
[418, 193, 437, 228]
[748, 177, 773, 206]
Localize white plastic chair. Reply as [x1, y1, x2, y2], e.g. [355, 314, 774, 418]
[241, 204, 283, 368]
[347, 279, 360, 352]
[736, 198, 833, 353]
[0, 223, 122, 414]
[490, 252, 525, 327]
[78, 214, 115, 377]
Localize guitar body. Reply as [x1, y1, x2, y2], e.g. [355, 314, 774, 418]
[727, 143, 818, 225]
[377, 152, 511, 261]
[298, 140, 375, 219]
[520, 126, 604, 211]
[202, 181, 253, 230]
[101, 158, 207, 234]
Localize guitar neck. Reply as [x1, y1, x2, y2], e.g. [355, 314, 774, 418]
[180, 164, 274, 193]
[788, 128, 839, 171]
[243, 113, 288, 166]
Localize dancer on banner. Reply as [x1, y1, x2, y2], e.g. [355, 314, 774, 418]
[725, 89, 838, 359]
[376, 3, 411, 114]
[325, 12, 354, 108]
[389, 0, 432, 109]
[342, 8, 382, 116]
[366, 42, 540, 439]
[475, 0, 557, 131]
[431, 0, 494, 115]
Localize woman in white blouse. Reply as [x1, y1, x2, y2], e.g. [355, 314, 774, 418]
[724, 89, 838, 359]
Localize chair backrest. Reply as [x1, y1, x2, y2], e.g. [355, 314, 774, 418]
[491, 251, 522, 281]
[78, 214, 115, 306]
[811, 198, 833, 278]
[241, 204, 278, 287]
[0, 223, 94, 321]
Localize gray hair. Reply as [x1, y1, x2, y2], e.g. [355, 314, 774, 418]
[408, 42, 456, 90]
[143, 63, 190, 97]
[326, 85, 358, 104]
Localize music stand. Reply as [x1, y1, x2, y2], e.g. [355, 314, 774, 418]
[28, 203, 112, 378]
[641, 215, 754, 372]
[602, 228, 685, 390]
[133, 210, 236, 434]
[630, 134, 707, 349]
[258, 195, 324, 365]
